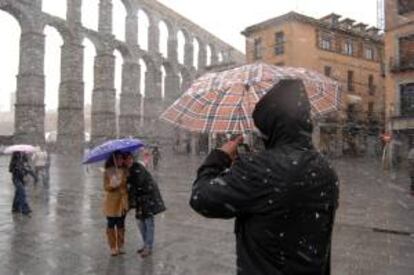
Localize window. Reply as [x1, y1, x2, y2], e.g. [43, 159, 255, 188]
[253, 38, 262, 60]
[399, 35, 414, 69]
[274, 32, 285, 55]
[368, 102, 374, 118]
[347, 70, 354, 91]
[398, 0, 414, 14]
[324, 66, 332, 77]
[368, 75, 375, 95]
[400, 83, 414, 116]
[365, 47, 374, 60]
[344, 40, 353, 56]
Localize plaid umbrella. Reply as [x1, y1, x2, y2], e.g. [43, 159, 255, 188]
[161, 63, 341, 133]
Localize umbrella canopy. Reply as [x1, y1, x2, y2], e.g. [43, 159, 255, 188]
[160, 63, 342, 133]
[4, 144, 39, 154]
[82, 138, 144, 164]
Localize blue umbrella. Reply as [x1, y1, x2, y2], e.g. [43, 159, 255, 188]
[82, 138, 144, 164]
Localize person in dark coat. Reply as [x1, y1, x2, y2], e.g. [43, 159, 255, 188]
[9, 152, 32, 215]
[124, 152, 166, 258]
[190, 79, 339, 275]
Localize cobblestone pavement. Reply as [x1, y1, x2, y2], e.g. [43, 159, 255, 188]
[0, 153, 413, 275]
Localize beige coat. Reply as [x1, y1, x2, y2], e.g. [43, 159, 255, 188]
[103, 167, 128, 217]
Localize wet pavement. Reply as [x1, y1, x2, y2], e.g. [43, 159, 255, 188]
[0, 153, 413, 274]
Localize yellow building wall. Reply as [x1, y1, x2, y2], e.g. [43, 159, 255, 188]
[245, 21, 385, 119]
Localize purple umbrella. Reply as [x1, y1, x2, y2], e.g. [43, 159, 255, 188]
[82, 138, 144, 164]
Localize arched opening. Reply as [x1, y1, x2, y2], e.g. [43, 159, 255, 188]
[44, 26, 64, 140]
[82, 0, 99, 31]
[218, 51, 224, 63]
[0, 11, 20, 134]
[83, 38, 96, 140]
[42, 0, 67, 19]
[193, 37, 200, 69]
[159, 20, 169, 58]
[113, 0, 126, 41]
[138, 58, 148, 127]
[161, 65, 166, 99]
[137, 9, 149, 50]
[177, 30, 185, 64]
[178, 73, 183, 93]
[114, 50, 123, 137]
[206, 44, 212, 66]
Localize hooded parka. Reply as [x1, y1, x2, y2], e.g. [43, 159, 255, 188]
[190, 80, 339, 275]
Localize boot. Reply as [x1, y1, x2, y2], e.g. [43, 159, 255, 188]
[117, 228, 126, 254]
[106, 228, 118, 256]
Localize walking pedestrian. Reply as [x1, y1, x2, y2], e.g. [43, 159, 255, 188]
[124, 152, 166, 258]
[9, 152, 32, 216]
[143, 148, 152, 169]
[32, 147, 49, 187]
[189, 80, 339, 275]
[407, 147, 414, 195]
[152, 146, 161, 170]
[103, 152, 128, 256]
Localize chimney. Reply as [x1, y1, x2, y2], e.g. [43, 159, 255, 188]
[320, 13, 341, 26]
[353, 23, 368, 33]
[339, 18, 355, 30]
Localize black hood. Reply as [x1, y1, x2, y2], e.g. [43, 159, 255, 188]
[252, 79, 313, 149]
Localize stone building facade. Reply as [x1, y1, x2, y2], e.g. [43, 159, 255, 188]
[242, 12, 385, 155]
[384, 0, 414, 155]
[0, 0, 244, 154]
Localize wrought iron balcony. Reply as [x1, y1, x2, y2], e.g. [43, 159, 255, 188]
[390, 57, 414, 73]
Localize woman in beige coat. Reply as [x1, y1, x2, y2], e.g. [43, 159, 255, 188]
[103, 152, 129, 256]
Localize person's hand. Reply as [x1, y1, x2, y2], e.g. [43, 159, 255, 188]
[219, 135, 244, 160]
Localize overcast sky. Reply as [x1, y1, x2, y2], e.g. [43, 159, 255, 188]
[0, 0, 378, 112]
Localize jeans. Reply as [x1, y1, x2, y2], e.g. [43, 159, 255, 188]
[137, 216, 154, 249]
[12, 175, 31, 214]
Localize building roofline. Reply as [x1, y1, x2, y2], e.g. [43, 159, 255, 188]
[241, 11, 383, 44]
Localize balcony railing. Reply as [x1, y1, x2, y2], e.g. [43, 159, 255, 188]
[391, 116, 414, 131]
[390, 57, 414, 73]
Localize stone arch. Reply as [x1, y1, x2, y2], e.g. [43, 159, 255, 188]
[113, 40, 133, 61]
[176, 29, 186, 64]
[82, 37, 97, 136]
[206, 44, 212, 66]
[158, 19, 170, 58]
[218, 51, 224, 63]
[120, 0, 133, 12]
[0, 9, 20, 120]
[43, 25, 64, 140]
[137, 8, 151, 50]
[82, 31, 102, 51]
[42, 18, 75, 44]
[42, 0, 67, 19]
[81, 0, 99, 31]
[180, 28, 191, 44]
[209, 44, 218, 65]
[0, 2, 34, 32]
[113, 48, 124, 136]
[193, 36, 201, 69]
[113, 0, 127, 41]
[140, 52, 156, 73]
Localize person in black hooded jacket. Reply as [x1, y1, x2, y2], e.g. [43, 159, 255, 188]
[190, 79, 339, 275]
[124, 152, 166, 258]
